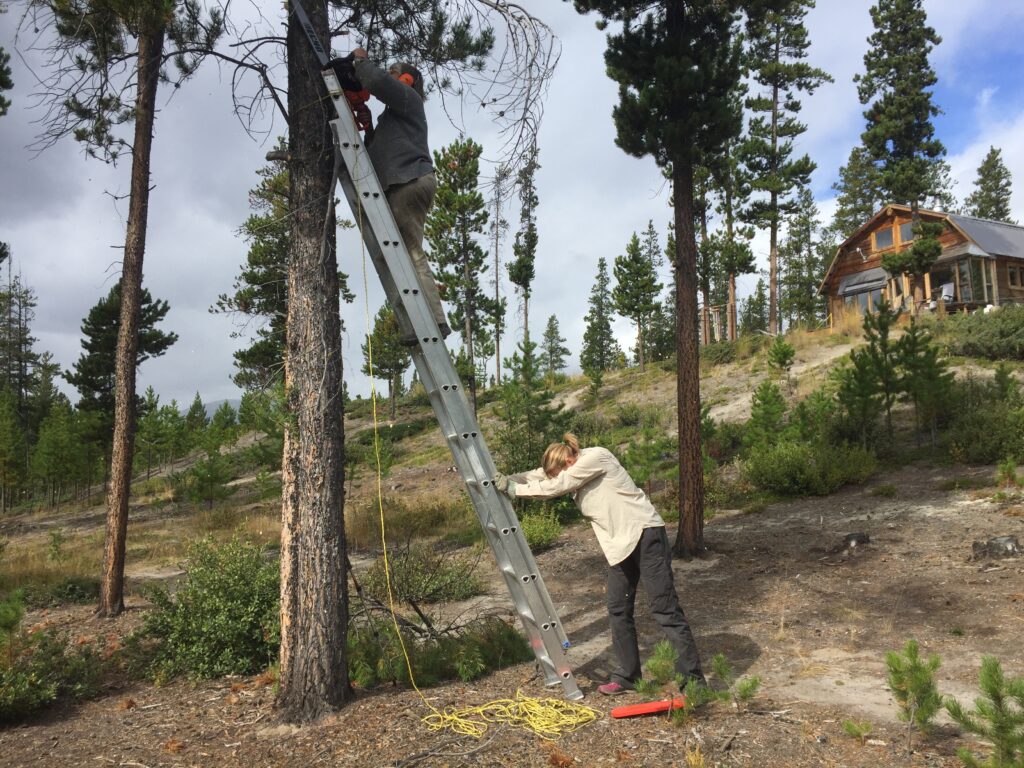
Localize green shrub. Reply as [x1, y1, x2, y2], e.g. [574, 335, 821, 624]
[361, 542, 484, 604]
[22, 576, 101, 608]
[0, 593, 103, 722]
[568, 411, 612, 445]
[948, 378, 1024, 464]
[347, 616, 532, 689]
[945, 304, 1024, 360]
[701, 341, 736, 366]
[744, 441, 876, 496]
[351, 418, 432, 447]
[945, 656, 1024, 768]
[520, 508, 562, 552]
[142, 537, 279, 681]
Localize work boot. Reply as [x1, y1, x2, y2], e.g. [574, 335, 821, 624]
[597, 681, 633, 696]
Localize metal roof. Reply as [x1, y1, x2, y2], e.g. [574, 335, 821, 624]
[947, 214, 1024, 258]
[837, 266, 888, 296]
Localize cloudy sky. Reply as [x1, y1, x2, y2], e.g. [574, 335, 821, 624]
[2, 0, 1024, 407]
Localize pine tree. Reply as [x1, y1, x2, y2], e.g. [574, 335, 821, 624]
[184, 392, 208, 447]
[862, 299, 902, 445]
[580, 257, 620, 392]
[740, 0, 832, 334]
[215, 140, 353, 391]
[64, 285, 177, 454]
[0, 44, 11, 118]
[425, 137, 498, 414]
[496, 337, 566, 477]
[945, 656, 1024, 768]
[779, 187, 827, 328]
[31, 401, 74, 509]
[208, 401, 239, 450]
[135, 386, 164, 480]
[26, 0, 224, 618]
[540, 315, 570, 384]
[897, 320, 953, 447]
[613, 231, 662, 371]
[964, 146, 1016, 224]
[572, 0, 777, 555]
[0, 388, 24, 513]
[508, 145, 540, 342]
[856, 0, 945, 311]
[0, 270, 42, 424]
[712, 129, 755, 339]
[217, 142, 291, 390]
[361, 304, 412, 420]
[829, 145, 883, 240]
[488, 164, 513, 385]
[744, 380, 787, 450]
[739, 278, 770, 335]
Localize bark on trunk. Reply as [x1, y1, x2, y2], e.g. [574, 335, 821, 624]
[276, 0, 350, 722]
[768, 46, 780, 336]
[672, 160, 706, 557]
[97, 23, 165, 618]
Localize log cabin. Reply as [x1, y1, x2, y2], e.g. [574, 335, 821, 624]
[819, 205, 1024, 318]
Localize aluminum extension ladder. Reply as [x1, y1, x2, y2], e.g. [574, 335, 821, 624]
[291, 2, 582, 701]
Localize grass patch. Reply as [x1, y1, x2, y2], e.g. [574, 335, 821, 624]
[936, 476, 995, 492]
[345, 494, 476, 552]
[0, 531, 102, 594]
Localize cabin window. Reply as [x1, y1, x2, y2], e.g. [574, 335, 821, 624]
[898, 221, 914, 244]
[874, 227, 894, 250]
[955, 258, 990, 304]
[868, 288, 884, 311]
[1010, 265, 1022, 288]
[931, 266, 954, 302]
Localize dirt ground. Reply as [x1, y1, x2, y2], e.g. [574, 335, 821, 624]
[2, 462, 1022, 768]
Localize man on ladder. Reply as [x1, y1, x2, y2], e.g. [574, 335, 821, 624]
[348, 48, 452, 344]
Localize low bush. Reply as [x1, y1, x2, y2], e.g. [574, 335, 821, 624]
[142, 537, 279, 681]
[348, 616, 532, 689]
[948, 378, 1024, 464]
[744, 441, 876, 497]
[21, 576, 101, 608]
[351, 418, 433, 447]
[944, 304, 1024, 360]
[0, 592, 104, 723]
[700, 341, 736, 366]
[520, 508, 562, 552]
[361, 542, 484, 605]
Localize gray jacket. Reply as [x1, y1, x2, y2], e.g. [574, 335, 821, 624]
[352, 58, 434, 191]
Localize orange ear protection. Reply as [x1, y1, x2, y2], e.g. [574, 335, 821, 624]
[399, 72, 415, 87]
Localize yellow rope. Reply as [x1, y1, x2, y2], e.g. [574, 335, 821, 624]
[351, 118, 601, 742]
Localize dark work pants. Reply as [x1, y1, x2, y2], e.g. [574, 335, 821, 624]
[607, 526, 703, 687]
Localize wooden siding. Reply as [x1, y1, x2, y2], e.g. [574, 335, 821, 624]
[824, 208, 968, 295]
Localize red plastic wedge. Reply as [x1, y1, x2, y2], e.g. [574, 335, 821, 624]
[610, 696, 686, 719]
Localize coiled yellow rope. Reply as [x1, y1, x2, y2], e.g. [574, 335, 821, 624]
[351, 118, 600, 741]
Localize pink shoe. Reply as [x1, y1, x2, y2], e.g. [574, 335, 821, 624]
[598, 681, 632, 696]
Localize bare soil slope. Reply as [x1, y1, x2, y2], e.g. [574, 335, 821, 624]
[3, 462, 1022, 767]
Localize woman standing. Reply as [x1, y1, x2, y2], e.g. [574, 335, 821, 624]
[495, 434, 706, 695]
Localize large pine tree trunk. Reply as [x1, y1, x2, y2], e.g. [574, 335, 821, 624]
[672, 160, 706, 557]
[97, 23, 165, 618]
[276, 0, 350, 722]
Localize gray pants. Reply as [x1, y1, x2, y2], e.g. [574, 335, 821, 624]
[385, 173, 449, 333]
[607, 526, 703, 687]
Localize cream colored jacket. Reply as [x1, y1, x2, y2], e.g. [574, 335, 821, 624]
[511, 447, 665, 566]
